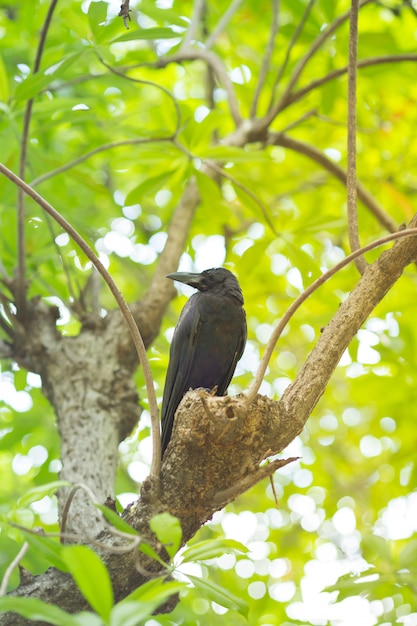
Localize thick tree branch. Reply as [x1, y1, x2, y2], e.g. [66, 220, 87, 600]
[282, 213, 417, 423]
[247, 227, 417, 403]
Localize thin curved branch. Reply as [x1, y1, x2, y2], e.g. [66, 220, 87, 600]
[281, 54, 417, 113]
[246, 225, 417, 403]
[0, 543, 28, 597]
[29, 136, 177, 187]
[269, 132, 398, 233]
[250, 0, 279, 119]
[268, 0, 316, 112]
[182, 0, 205, 48]
[0, 164, 162, 479]
[347, 0, 366, 273]
[264, 0, 373, 127]
[16, 0, 59, 320]
[96, 54, 182, 135]
[173, 139, 278, 235]
[205, 0, 244, 49]
[158, 48, 242, 127]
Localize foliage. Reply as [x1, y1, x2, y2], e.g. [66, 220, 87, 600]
[1, 0, 417, 624]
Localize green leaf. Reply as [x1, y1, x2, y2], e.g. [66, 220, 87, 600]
[124, 578, 184, 603]
[0, 54, 9, 102]
[13, 368, 27, 391]
[187, 574, 249, 617]
[195, 170, 222, 204]
[88, 1, 108, 38]
[8, 508, 35, 528]
[61, 545, 114, 620]
[22, 532, 69, 572]
[14, 52, 83, 101]
[398, 538, 417, 569]
[181, 539, 248, 563]
[111, 27, 179, 43]
[139, 541, 167, 565]
[199, 145, 270, 163]
[150, 513, 182, 559]
[125, 168, 178, 206]
[361, 533, 393, 566]
[58, 8, 91, 39]
[0, 597, 88, 626]
[111, 580, 185, 626]
[18, 481, 70, 507]
[110, 601, 156, 626]
[95, 504, 138, 536]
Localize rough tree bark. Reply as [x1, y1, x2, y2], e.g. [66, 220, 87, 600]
[2, 209, 417, 625]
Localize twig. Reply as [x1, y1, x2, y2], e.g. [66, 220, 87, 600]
[269, 132, 398, 233]
[118, 0, 131, 29]
[0, 164, 162, 479]
[246, 226, 417, 404]
[11, 523, 141, 555]
[16, 0, 59, 320]
[347, 0, 366, 274]
[29, 136, 176, 187]
[278, 108, 318, 134]
[265, 0, 373, 127]
[59, 483, 142, 551]
[133, 550, 168, 578]
[275, 53, 417, 114]
[60, 483, 98, 542]
[268, 0, 315, 112]
[159, 48, 242, 127]
[0, 543, 29, 596]
[205, 0, 245, 50]
[182, 0, 205, 49]
[250, 0, 280, 118]
[97, 54, 182, 136]
[213, 457, 298, 506]
[173, 139, 278, 235]
[204, 159, 278, 235]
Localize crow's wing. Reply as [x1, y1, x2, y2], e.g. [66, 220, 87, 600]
[160, 294, 202, 455]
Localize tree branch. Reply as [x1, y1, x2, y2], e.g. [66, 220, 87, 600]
[0, 164, 161, 478]
[264, 0, 373, 127]
[250, 0, 279, 119]
[181, 0, 205, 49]
[268, 0, 316, 112]
[29, 137, 177, 188]
[247, 226, 417, 403]
[280, 54, 417, 113]
[157, 48, 242, 127]
[204, 0, 244, 49]
[347, 0, 367, 273]
[282, 212, 417, 426]
[268, 132, 398, 233]
[16, 0, 59, 321]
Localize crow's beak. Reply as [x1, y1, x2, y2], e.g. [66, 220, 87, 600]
[167, 272, 205, 289]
